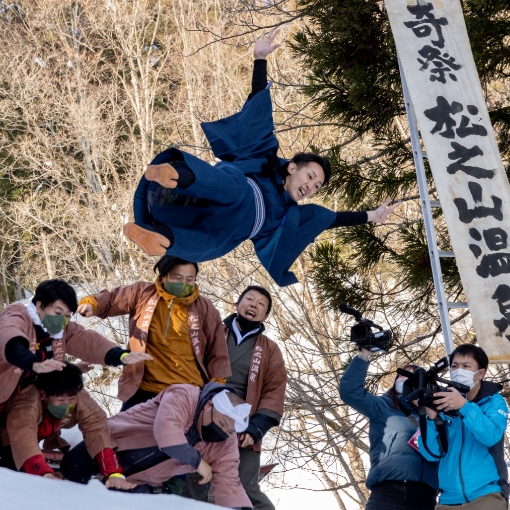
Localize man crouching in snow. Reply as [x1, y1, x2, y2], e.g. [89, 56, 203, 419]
[0, 362, 133, 490]
[60, 383, 253, 508]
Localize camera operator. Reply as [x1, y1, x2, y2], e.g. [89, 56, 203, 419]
[419, 344, 508, 510]
[339, 348, 438, 510]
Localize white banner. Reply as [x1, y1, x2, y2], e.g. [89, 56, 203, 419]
[386, 0, 510, 362]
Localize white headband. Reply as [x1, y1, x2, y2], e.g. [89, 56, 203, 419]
[211, 390, 252, 433]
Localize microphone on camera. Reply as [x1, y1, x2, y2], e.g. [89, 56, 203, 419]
[339, 304, 363, 321]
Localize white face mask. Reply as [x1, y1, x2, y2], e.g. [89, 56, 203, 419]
[395, 379, 405, 395]
[451, 368, 479, 390]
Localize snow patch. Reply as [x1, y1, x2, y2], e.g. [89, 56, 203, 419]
[0, 468, 228, 510]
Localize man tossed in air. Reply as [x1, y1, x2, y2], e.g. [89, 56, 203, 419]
[124, 30, 398, 286]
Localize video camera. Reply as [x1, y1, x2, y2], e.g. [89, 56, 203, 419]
[339, 304, 392, 352]
[397, 357, 470, 418]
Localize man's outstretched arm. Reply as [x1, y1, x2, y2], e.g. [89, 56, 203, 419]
[328, 199, 400, 229]
[247, 28, 281, 101]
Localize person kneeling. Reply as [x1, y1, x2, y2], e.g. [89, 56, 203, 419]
[60, 383, 253, 509]
[0, 362, 133, 490]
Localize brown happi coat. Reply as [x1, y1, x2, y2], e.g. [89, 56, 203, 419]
[224, 326, 287, 452]
[91, 282, 231, 401]
[108, 384, 252, 508]
[1, 385, 116, 469]
[0, 303, 118, 404]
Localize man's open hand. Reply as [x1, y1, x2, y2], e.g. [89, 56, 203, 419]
[367, 198, 400, 224]
[43, 473, 64, 480]
[253, 28, 281, 59]
[105, 476, 137, 491]
[33, 359, 66, 374]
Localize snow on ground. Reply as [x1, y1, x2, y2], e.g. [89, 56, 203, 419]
[0, 466, 341, 510]
[0, 468, 228, 510]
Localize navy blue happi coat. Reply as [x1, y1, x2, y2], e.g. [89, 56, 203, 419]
[133, 90, 336, 286]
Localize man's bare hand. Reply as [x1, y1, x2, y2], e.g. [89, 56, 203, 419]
[77, 304, 94, 318]
[358, 348, 372, 361]
[424, 406, 438, 419]
[239, 433, 255, 448]
[433, 387, 467, 412]
[253, 28, 281, 59]
[33, 359, 66, 374]
[43, 473, 63, 480]
[75, 361, 94, 374]
[121, 352, 153, 365]
[105, 476, 137, 491]
[366, 198, 400, 224]
[197, 459, 213, 485]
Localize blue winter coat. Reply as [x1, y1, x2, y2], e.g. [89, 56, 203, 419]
[339, 356, 438, 490]
[133, 90, 338, 286]
[418, 381, 508, 505]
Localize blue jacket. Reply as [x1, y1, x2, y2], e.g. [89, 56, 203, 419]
[418, 381, 508, 505]
[339, 356, 438, 490]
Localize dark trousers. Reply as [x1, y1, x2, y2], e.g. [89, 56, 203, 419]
[183, 447, 275, 510]
[60, 441, 154, 493]
[60, 440, 108, 484]
[366, 480, 437, 510]
[120, 389, 158, 412]
[0, 445, 16, 472]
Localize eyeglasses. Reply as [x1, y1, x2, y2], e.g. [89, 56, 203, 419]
[168, 275, 196, 284]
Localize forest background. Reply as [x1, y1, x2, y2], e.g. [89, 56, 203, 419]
[0, 1, 509, 509]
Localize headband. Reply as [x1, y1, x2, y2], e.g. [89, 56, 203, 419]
[211, 390, 252, 433]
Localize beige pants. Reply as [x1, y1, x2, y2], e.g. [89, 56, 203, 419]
[436, 492, 507, 510]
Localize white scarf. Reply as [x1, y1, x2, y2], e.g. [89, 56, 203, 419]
[25, 302, 65, 340]
[211, 390, 252, 433]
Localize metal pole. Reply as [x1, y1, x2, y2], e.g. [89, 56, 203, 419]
[398, 58, 455, 357]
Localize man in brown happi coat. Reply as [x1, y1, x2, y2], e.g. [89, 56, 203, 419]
[1, 362, 133, 491]
[0, 278, 150, 471]
[185, 285, 287, 510]
[78, 255, 231, 410]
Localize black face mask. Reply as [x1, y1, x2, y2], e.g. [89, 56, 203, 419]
[236, 314, 262, 333]
[201, 407, 229, 443]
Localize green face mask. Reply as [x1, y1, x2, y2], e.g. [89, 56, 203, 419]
[42, 313, 70, 335]
[47, 403, 76, 420]
[164, 281, 194, 298]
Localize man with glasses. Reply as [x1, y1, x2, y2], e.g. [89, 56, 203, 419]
[77, 255, 231, 411]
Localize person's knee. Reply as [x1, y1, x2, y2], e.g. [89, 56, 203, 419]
[60, 442, 97, 484]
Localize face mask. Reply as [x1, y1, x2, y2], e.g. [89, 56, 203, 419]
[42, 313, 70, 335]
[236, 314, 262, 333]
[164, 281, 194, 298]
[47, 403, 76, 420]
[201, 407, 229, 443]
[395, 379, 405, 395]
[451, 368, 479, 390]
